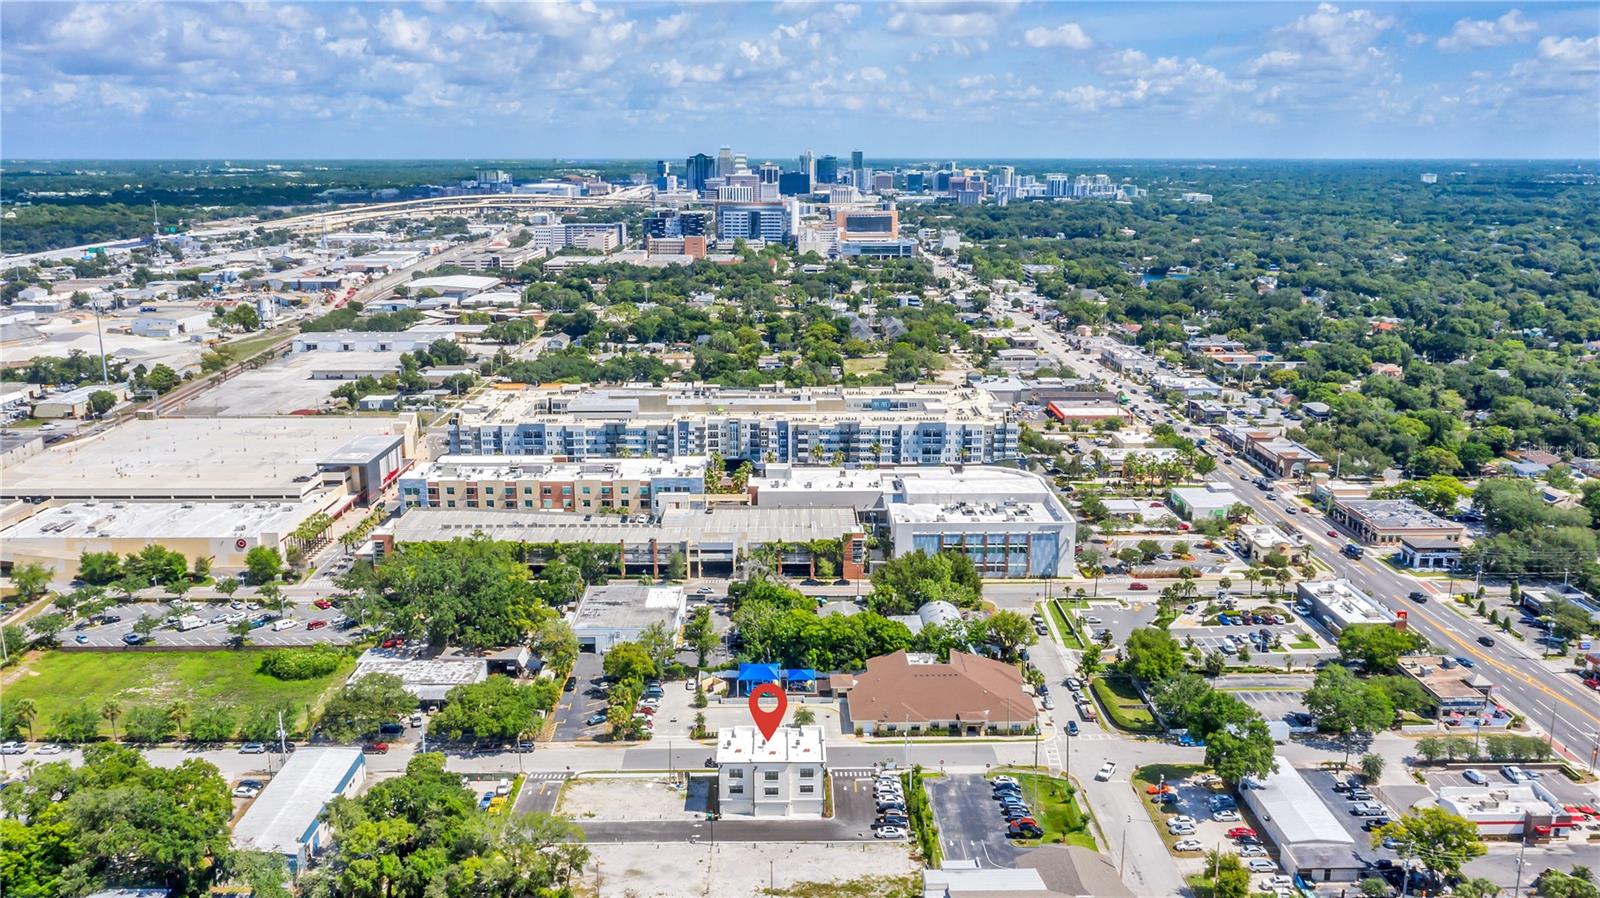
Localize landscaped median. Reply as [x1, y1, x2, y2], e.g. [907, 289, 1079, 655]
[1089, 676, 1162, 734]
[902, 765, 941, 867]
[1044, 599, 1087, 650]
[988, 769, 1096, 848]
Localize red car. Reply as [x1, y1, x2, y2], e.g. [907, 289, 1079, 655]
[313, 598, 333, 610]
[1227, 827, 1257, 840]
[362, 742, 389, 754]
[381, 638, 404, 649]
[1326, 530, 1338, 538]
[1129, 582, 1149, 591]
[307, 619, 328, 630]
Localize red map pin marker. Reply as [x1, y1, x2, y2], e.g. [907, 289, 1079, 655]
[747, 682, 787, 742]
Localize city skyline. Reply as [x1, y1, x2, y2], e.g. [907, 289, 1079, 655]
[2, 1, 1596, 160]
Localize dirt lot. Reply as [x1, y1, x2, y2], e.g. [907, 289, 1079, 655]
[558, 775, 710, 822]
[579, 840, 919, 897]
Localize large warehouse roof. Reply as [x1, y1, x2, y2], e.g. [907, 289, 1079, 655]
[0, 416, 412, 500]
[1241, 758, 1355, 847]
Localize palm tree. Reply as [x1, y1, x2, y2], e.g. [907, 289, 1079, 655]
[166, 700, 191, 739]
[1243, 568, 1260, 596]
[792, 706, 816, 728]
[101, 699, 122, 741]
[1273, 568, 1291, 597]
[12, 698, 37, 741]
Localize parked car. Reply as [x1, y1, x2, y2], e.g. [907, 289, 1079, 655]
[564, 675, 578, 693]
[585, 712, 609, 726]
[239, 742, 267, 754]
[1006, 822, 1045, 839]
[1226, 827, 1258, 840]
[1173, 839, 1205, 852]
[1167, 822, 1197, 835]
[307, 619, 328, 630]
[1212, 809, 1241, 822]
[1246, 859, 1279, 874]
[875, 826, 908, 839]
[1237, 845, 1268, 857]
[233, 785, 260, 799]
[1500, 765, 1527, 783]
[271, 618, 298, 631]
[313, 598, 333, 610]
[362, 742, 389, 754]
[0, 742, 27, 755]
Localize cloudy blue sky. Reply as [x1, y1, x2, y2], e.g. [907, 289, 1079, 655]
[2, 1, 1596, 159]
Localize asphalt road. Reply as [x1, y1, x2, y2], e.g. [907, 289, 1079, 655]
[1015, 307, 1600, 768]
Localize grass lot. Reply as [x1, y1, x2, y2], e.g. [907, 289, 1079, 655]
[1090, 676, 1161, 734]
[4, 650, 352, 737]
[1131, 763, 1213, 853]
[843, 356, 887, 375]
[1044, 600, 1086, 650]
[990, 770, 1097, 849]
[222, 327, 294, 362]
[1289, 634, 1319, 650]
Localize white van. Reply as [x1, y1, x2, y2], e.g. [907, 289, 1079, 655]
[271, 618, 298, 631]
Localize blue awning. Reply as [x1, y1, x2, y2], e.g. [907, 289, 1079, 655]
[736, 663, 781, 683]
[782, 669, 816, 682]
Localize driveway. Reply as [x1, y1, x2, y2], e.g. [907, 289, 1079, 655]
[581, 769, 881, 843]
[926, 773, 1023, 868]
[550, 652, 608, 742]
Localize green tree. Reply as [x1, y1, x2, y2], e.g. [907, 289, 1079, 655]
[984, 609, 1035, 661]
[244, 546, 283, 584]
[429, 675, 558, 742]
[27, 612, 67, 647]
[1337, 623, 1427, 671]
[531, 617, 579, 673]
[684, 605, 717, 667]
[1205, 717, 1279, 784]
[1359, 752, 1385, 783]
[637, 620, 676, 675]
[0, 744, 234, 897]
[358, 535, 543, 649]
[603, 641, 656, 686]
[1306, 664, 1395, 762]
[11, 563, 52, 601]
[77, 551, 122, 585]
[318, 673, 418, 742]
[86, 389, 118, 417]
[1375, 806, 1485, 883]
[122, 704, 177, 743]
[792, 706, 817, 728]
[7, 698, 38, 741]
[100, 699, 122, 741]
[1123, 627, 1186, 684]
[187, 705, 237, 744]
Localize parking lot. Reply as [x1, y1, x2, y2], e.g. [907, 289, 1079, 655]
[925, 773, 1024, 868]
[1217, 688, 1310, 724]
[1076, 603, 1157, 647]
[1423, 766, 1597, 809]
[550, 652, 610, 742]
[62, 600, 358, 649]
[1298, 768, 1393, 867]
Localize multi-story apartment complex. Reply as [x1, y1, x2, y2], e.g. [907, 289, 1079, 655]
[447, 384, 1019, 466]
[528, 222, 626, 253]
[397, 456, 706, 513]
[715, 201, 795, 242]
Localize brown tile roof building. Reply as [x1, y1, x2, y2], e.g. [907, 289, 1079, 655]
[840, 650, 1036, 735]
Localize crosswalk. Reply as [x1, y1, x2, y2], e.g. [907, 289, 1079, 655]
[521, 772, 574, 782]
[829, 767, 881, 779]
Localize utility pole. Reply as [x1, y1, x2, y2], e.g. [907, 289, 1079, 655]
[1117, 815, 1130, 877]
[93, 302, 110, 385]
[1510, 835, 1528, 896]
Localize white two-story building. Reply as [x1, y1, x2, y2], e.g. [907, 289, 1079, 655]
[715, 725, 827, 818]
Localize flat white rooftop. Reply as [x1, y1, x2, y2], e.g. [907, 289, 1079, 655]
[573, 583, 685, 631]
[715, 724, 826, 765]
[0, 416, 410, 500]
[3, 499, 317, 540]
[233, 748, 363, 855]
[407, 275, 501, 292]
[1242, 758, 1356, 846]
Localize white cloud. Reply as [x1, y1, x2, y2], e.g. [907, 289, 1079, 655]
[885, 1, 1018, 38]
[652, 58, 726, 86]
[1022, 23, 1091, 50]
[856, 66, 887, 82]
[1438, 10, 1538, 51]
